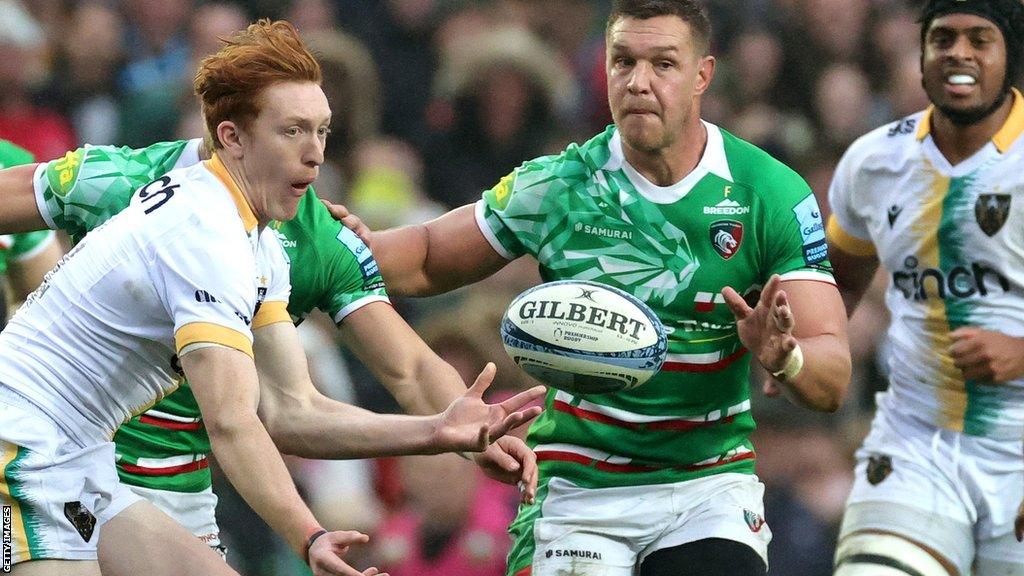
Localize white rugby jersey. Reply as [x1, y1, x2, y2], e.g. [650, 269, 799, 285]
[828, 89, 1024, 439]
[0, 154, 291, 447]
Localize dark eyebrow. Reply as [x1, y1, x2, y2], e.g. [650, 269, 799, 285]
[929, 24, 999, 36]
[610, 43, 680, 54]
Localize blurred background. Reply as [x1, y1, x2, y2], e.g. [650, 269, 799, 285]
[0, 0, 918, 573]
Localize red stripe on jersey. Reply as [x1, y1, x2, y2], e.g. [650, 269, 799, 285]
[513, 568, 532, 576]
[118, 459, 209, 476]
[553, 400, 732, 431]
[138, 415, 202, 431]
[535, 450, 660, 473]
[536, 449, 756, 474]
[694, 302, 716, 313]
[683, 450, 756, 472]
[661, 348, 747, 373]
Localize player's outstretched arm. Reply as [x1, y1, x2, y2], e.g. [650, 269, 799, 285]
[723, 275, 851, 412]
[828, 243, 881, 316]
[323, 201, 508, 296]
[181, 345, 384, 576]
[0, 164, 47, 234]
[338, 301, 541, 502]
[253, 321, 544, 458]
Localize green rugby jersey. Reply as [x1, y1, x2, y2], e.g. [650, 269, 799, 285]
[479, 124, 834, 488]
[33, 140, 388, 492]
[0, 140, 54, 276]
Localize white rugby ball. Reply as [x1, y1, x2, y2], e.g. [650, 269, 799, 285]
[500, 280, 667, 394]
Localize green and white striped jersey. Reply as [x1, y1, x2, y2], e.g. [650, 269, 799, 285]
[33, 140, 388, 492]
[477, 124, 835, 488]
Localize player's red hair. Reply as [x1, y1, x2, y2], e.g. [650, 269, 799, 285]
[194, 19, 322, 148]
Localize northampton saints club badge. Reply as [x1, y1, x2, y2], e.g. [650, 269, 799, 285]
[866, 455, 893, 486]
[975, 194, 1010, 237]
[709, 220, 743, 260]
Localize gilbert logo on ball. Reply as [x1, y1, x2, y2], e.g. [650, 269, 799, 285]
[500, 280, 667, 394]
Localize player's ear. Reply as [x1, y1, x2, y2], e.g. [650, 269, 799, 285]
[694, 55, 715, 95]
[216, 120, 245, 159]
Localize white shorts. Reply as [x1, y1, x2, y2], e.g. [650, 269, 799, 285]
[127, 484, 222, 552]
[840, 404, 1024, 576]
[0, 387, 142, 566]
[509, 473, 771, 576]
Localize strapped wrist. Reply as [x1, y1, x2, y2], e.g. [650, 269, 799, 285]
[770, 344, 804, 381]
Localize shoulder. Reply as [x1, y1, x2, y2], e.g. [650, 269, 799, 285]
[838, 112, 926, 171]
[489, 127, 614, 210]
[715, 125, 810, 199]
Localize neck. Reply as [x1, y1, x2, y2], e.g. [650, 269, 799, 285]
[931, 94, 1014, 165]
[214, 152, 267, 229]
[621, 119, 708, 186]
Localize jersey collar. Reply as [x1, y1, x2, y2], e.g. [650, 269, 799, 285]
[915, 88, 1024, 153]
[605, 120, 733, 204]
[205, 153, 258, 232]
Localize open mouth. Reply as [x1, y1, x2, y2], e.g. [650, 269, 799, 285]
[291, 180, 313, 194]
[943, 72, 977, 96]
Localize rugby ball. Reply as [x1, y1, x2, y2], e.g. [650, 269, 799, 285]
[500, 280, 667, 394]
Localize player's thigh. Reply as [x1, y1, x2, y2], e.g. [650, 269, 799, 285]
[0, 398, 139, 565]
[507, 477, 675, 576]
[127, 484, 223, 551]
[11, 559, 101, 576]
[640, 538, 766, 576]
[968, 435, 1024, 576]
[640, 473, 771, 571]
[841, 414, 974, 574]
[97, 500, 236, 576]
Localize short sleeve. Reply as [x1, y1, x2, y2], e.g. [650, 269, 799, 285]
[321, 226, 389, 323]
[477, 161, 563, 260]
[149, 225, 257, 359]
[825, 147, 876, 257]
[760, 167, 836, 284]
[32, 141, 195, 242]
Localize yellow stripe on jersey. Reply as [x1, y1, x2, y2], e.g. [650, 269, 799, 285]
[916, 169, 967, 431]
[826, 216, 876, 256]
[205, 154, 258, 232]
[175, 322, 253, 359]
[918, 89, 1024, 153]
[252, 301, 290, 330]
[993, 89, 1024, 153]
[1, 441, 30, 562]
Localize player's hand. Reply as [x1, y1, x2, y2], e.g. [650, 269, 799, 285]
[434, 363, 545, 452]
[473, 435, 539, 505]
[321, 199, 373, 246]
[722, 275, 798, 376]
[308, 530, 387, 576]
[949, 327, 1024, 383]
[1015, 499, 1024, 542]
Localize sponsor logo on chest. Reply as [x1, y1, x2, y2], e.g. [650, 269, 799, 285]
[574, 221, 634, 241]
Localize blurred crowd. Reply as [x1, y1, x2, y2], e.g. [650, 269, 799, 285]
[0, 0, 924, 573]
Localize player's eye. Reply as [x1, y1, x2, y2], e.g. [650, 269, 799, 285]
[285, 127, 301, 137]
[317, 126, 332, 137]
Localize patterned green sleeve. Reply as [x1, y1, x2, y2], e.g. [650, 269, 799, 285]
[479, 150, 587, 260]
[32, 140, 199, 242]
[277, 192, 388, 324]
[760, 163, 834, 280]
